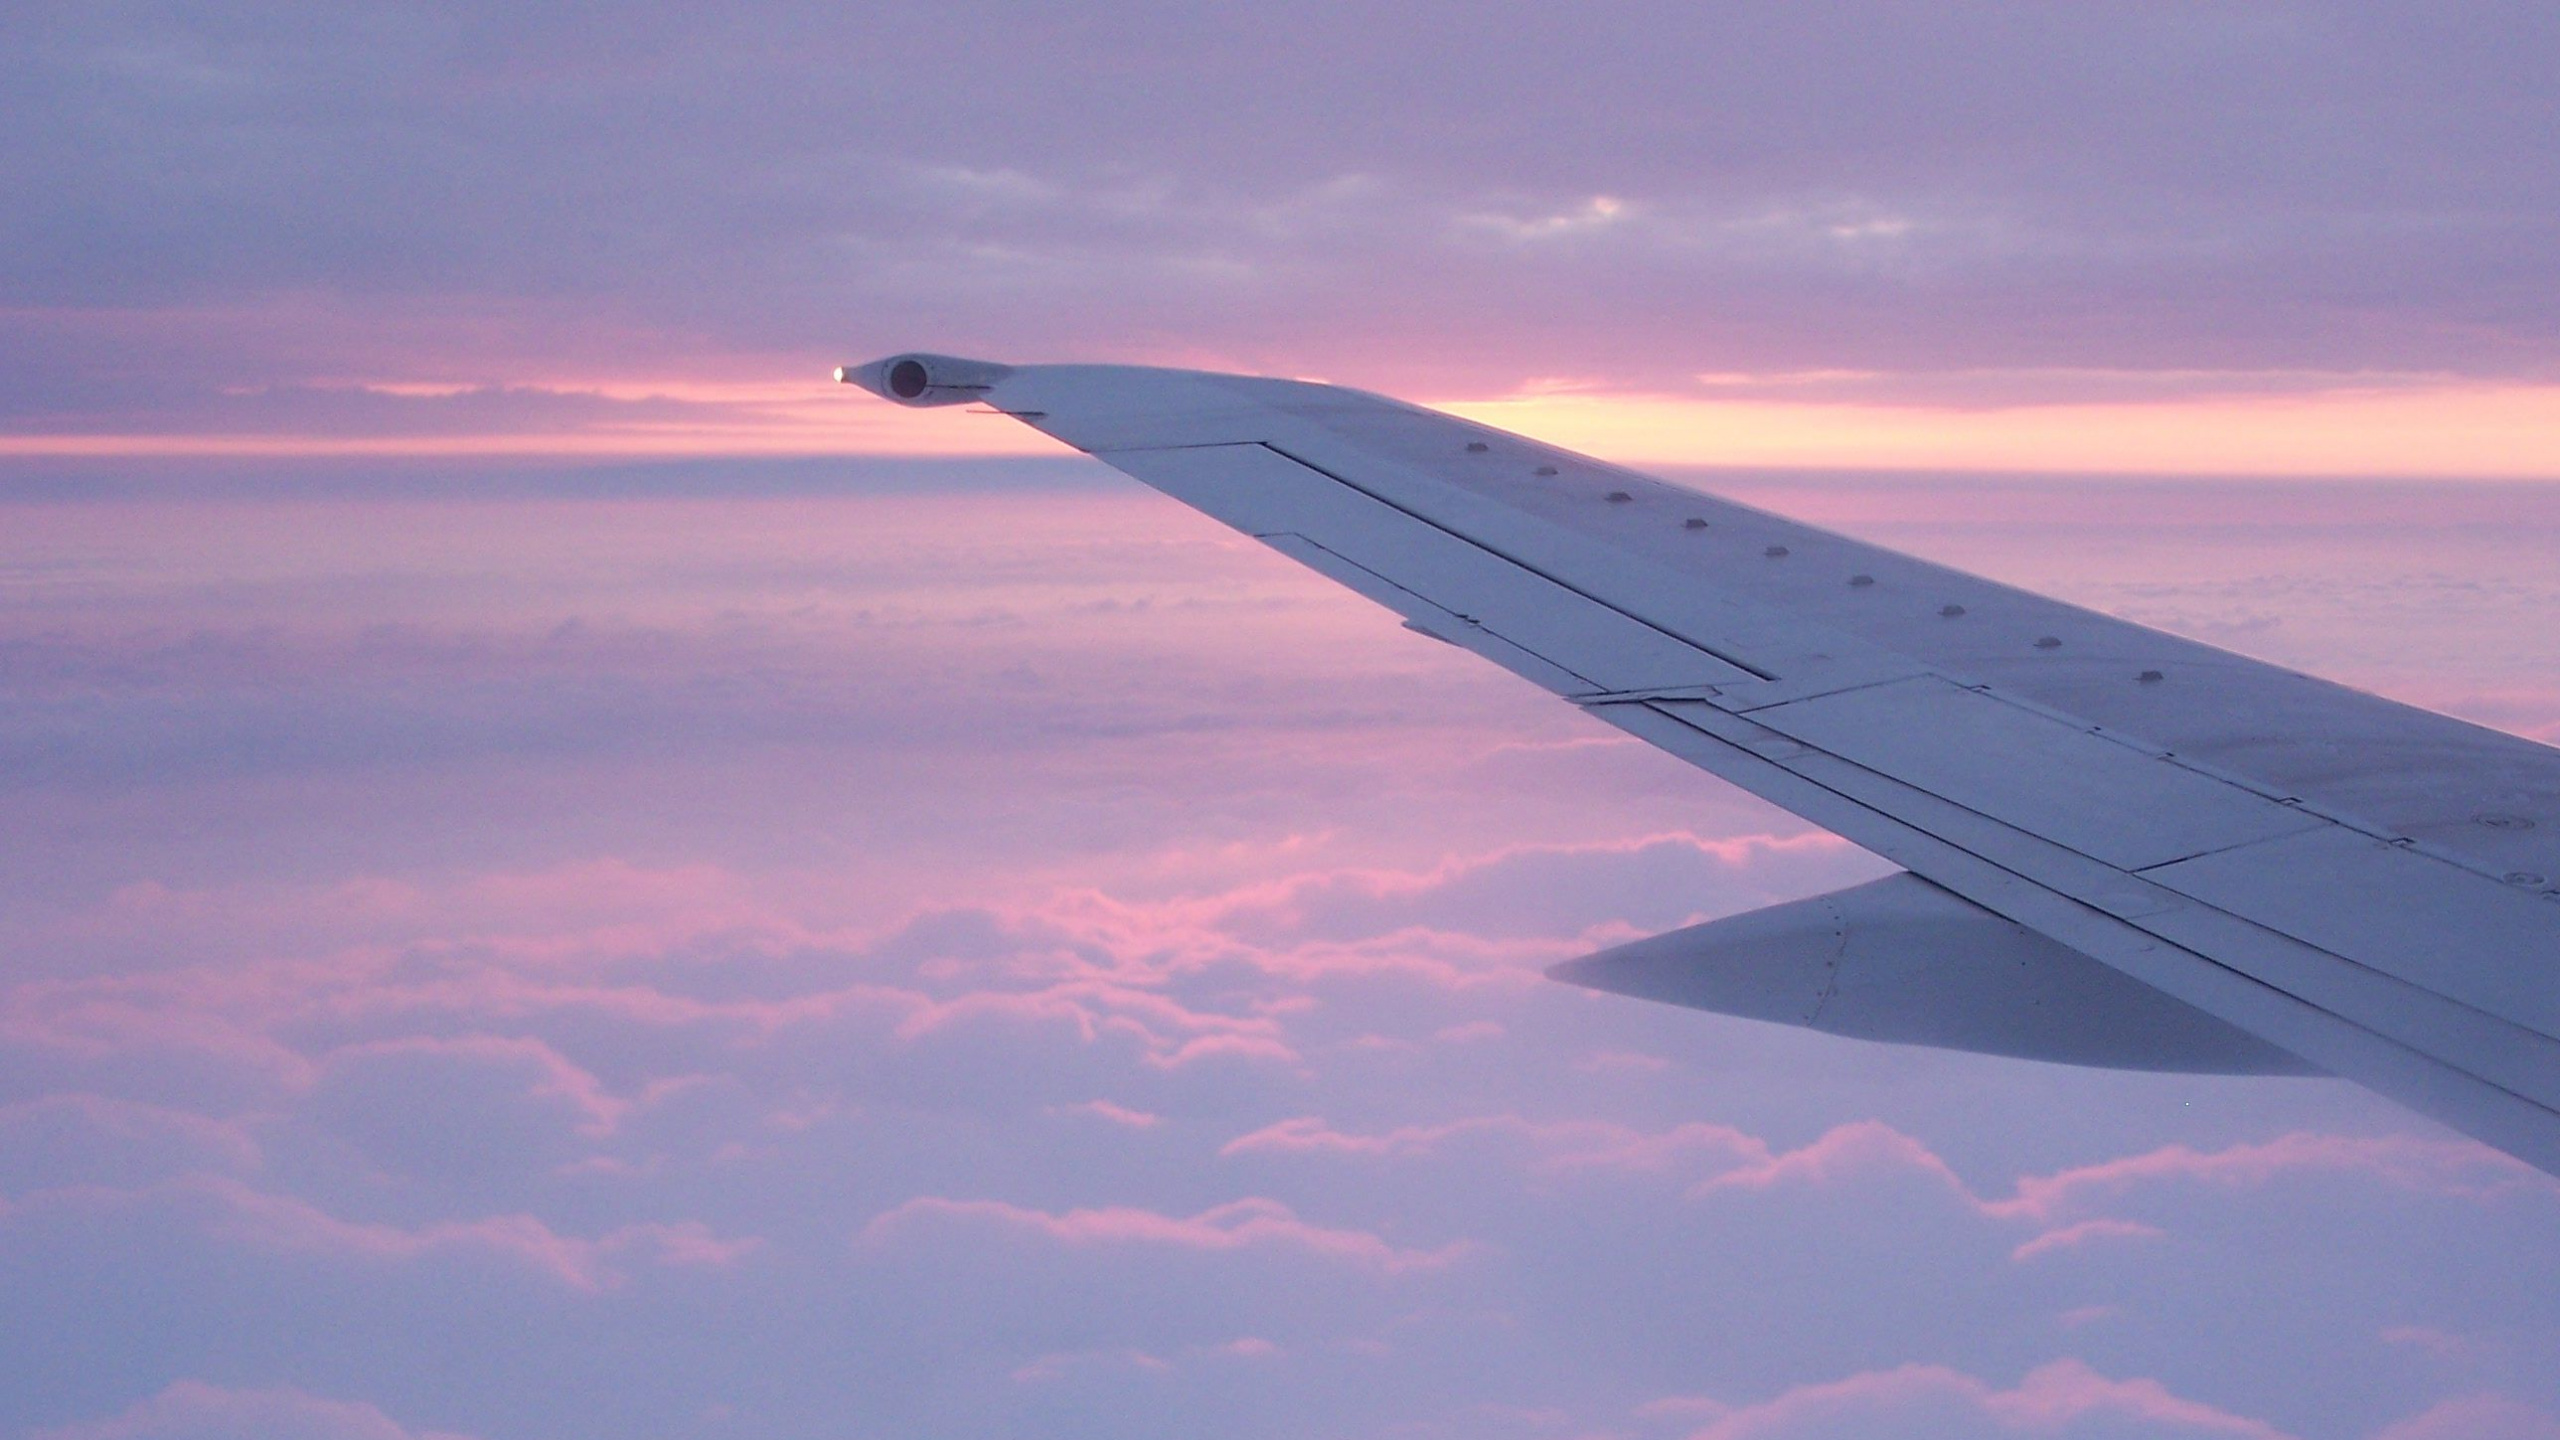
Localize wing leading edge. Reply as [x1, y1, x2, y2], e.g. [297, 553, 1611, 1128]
[840, 352, 2560, 1176]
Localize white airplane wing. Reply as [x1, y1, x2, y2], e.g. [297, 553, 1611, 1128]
[841, 353, 2560, 1175]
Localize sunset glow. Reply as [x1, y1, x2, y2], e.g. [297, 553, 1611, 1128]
[1448, 380, 2560, 478]
[10, 3, 2560, 1437]
[17, 374, 2560, 479]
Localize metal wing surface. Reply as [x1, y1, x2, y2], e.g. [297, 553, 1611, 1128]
[841, 353, 2560, 1176]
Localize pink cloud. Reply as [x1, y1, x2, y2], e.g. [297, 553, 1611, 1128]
[1021, 827, 1860, 995]
[1025, 885, 1555, 995]
[181, 1179, 610, 1289]
[1052, 1099, 1164, 1128]
[30, 1380, 479, 1440]
[1988, 1133, 2548, 1225]
[857, 1195, 1472, 1274]
[7, 820, 1861, 1128]
[1009, 1347, 1174, 1384]
[314, 1033, 628, 1134]
[1988, 1361, 2295, 1439]
[1686, 1359, 2293, 1440]
[1151, 1031, 1302, 1068]
[1008, 1335, 1282, 1384]
[2368, 1395, 2560, 1440]
[1636, 1394, 1734, 1425]
[6, 1174, 756, 1292]
[2375, 1325, 2469, 1361]
[1687, 1119, 1969, 1201]
[1109, 829, 1854, 943]
[1221, 1114, 1528, 1159]
[61, 859, 798, 981]
[1223, 1108, 2547, 1229]
[1573, 1050, 1674, 1074]
[0, 988, 317, 1096]
[2009, 1218, 2167, 1263]
[0, 1094, 261, 1178]
[1222, 1110, 2550, 1275]
[1541, 1122, 1777, 1175]
[1221, 1113, 1772, 1177]
[617, 1219, 765, 1268]
[5, 904, 1314, 1102]
[1224, 928, 1568, 992]
[881, 977, 1303, 1072]
[1676, 1121, 2548, 1229]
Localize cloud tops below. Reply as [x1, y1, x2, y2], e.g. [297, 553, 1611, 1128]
[0, 465, 2556, 1437]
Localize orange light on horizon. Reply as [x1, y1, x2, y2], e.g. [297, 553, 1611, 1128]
[0, 396, 1072, 461]
[10, 376, 2560, 479]
[1440, 382, 2560, 479]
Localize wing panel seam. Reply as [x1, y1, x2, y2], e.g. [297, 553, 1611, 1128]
[1260, 442, 1781, 681]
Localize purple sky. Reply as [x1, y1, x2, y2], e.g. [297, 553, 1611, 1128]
[10, 2, 2560, 462]
[7, 4, 2560, 1439]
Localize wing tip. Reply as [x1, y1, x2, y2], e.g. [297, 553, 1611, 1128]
[834, 353, 1015, 407]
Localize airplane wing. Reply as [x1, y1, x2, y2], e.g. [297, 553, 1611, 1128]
[839, 352, 2560, 1176]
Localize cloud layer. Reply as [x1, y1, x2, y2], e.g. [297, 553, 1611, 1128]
[1, 468, 2556, 1438]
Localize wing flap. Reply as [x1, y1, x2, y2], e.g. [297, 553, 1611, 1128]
[1603, 694, 2560, 1171]
[1637, 694, 2560, 1103]
[2146, 826, 2560, 1043]
[1747, 676, 2325, 870]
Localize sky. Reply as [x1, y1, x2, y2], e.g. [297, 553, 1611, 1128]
[13, 1, 2560, 471]
[5, 4, 2560, 1440]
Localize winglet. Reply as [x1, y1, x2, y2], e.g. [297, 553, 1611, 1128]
[833, 353, 1016, 407]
